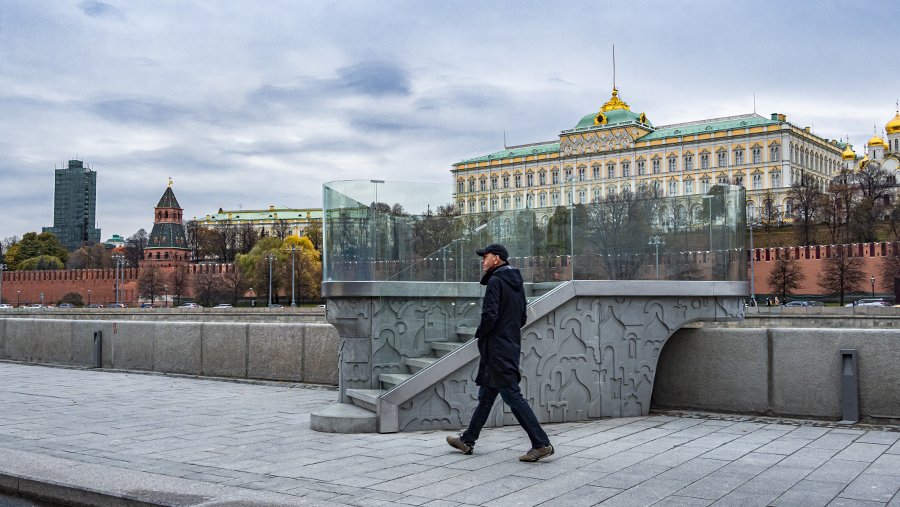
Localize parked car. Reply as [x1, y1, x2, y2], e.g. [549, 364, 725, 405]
[845, 298, 890, 307]
[140, 303, 154, 308]
[58, 303, 75, 308]
[108, 303, 127, 308]
[784, 300, 825, 307]
[214, 304, 233, 309]
[0, 304, 13, 309]
[180, 302, 202, 308]
[268, 303, 284, 308]
[86, 303, 104, 308]
[28, 304, 47, 309]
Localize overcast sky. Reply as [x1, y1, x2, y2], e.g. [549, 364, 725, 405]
[1, 0, 897, 241]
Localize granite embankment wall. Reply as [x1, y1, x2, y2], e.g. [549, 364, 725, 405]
[0, 318, 338, 385]
[653, 325, 900, 424]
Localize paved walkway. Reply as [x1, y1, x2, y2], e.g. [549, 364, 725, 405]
[1, 362, 899, 507]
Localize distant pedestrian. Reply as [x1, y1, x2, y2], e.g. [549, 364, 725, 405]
[766, 298, 771, 307]
[446, 244, 554, 462]
[774, 296, 780, 306]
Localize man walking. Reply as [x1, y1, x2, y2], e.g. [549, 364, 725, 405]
[446, 244, 554, 462]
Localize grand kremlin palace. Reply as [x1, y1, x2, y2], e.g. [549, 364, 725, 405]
[451, 88, 848, 224]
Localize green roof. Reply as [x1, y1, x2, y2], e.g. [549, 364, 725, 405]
[637, 114, 779, 141]
[455, 142, 560, 165]
[570, 108, 650, 131]
[201, 208, 322, 222]
[147, 222, 189, 250]
[156, 187, 181, 209]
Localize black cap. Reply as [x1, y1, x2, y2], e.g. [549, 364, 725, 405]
[476, 243, 509, 261]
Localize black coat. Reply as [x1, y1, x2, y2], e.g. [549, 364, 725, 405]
[475, 263, 527, 388]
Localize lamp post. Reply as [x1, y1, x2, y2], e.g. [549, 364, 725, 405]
[567, 176, 575, 279]
[164, 285, 168, 308]
[648, 236, 665, 279]
[870, 276, 875, 298]
[0, 263, 5, 306]
[87, 289, 91, 307]
[17, 290, 21, 308]
[112, 254, 124, 305]
[748, 212, 756, 305]
[702, 194, 714, 254]
[370, 179, 384, 277]
[290, 244, 296, 308]
[266, 253, 275, 307]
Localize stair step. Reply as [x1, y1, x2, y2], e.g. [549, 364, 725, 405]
[431, 341, 464, 357]
[379, 373, 413, 389]
[456, 326, 476, 337]
[310, 403, 377, 433]
[346, 389, 385, 412]
[405, 356, 439, 372]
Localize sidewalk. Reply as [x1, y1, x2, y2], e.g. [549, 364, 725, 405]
[1, 362, 899, 507]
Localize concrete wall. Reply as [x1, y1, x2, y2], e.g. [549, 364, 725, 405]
[652, 327, 900, 424]
[0, 318, 338, 386]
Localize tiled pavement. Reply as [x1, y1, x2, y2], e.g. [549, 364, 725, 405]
[1, 362, 899, 506]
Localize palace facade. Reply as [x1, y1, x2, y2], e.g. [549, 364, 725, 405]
[452, 88, 847, 223]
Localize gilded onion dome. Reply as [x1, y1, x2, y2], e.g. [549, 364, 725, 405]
[868, 135, 886, 146]
[600, 88, 630, 112]
[573, 88, 651, 129]
[841, 144, 856, 160]
[886, 113, 900, 135]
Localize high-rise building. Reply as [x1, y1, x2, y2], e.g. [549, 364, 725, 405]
[43, 159, 101, 251]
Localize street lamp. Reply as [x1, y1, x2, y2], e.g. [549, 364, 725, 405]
[748, 214, 756, 306]
[164, 285, 168, 308]
[701, 195, 714, 254]
[266, 253, 276, 307]
[17, 290, 21, 308]
[0, 263, 5, 306]
[87, 289, 92, 307]
[290, 243, 296, 308]
[870, 276, 875, 298]
[370, 179, 384, 276]
[112, 254, 125, 305]
[648, 236, 665, 279]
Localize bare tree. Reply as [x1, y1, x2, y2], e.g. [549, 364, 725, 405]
[304, 220, 322, 251]
[829, 170, 855, 243]
[818, 192, 844, 245]
[194, 270, 226, 307]
[585, 190, 660, 280]
[0, 236, 18, 264]
[222, 268, 250, 306]
[759, 190, 781, 234]
[818, 246, 866, 306]
[767, 254, 804, 302]
[67, 244, 111, 269]
[272, 219, 291, 240]
[788, 173, 823, 246]
[184, 220, 204, 261]
[138, 263, 164, 303]
[206, 221, 238, 263]
[169, 263, 191, 307]
[124, 229, 148, 267]
[237, 222, 259, 254]
[879, 245, 900, 293]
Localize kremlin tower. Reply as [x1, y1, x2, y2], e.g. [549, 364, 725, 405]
[142, 180, 191, 267]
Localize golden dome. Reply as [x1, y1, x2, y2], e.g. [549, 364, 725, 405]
[868, 135, 885, 146]
[600, 88, 631, 112]
[887, 113, 900, 135]
[841, 144, 856, 160]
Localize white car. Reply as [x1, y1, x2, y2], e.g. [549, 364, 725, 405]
[0, 304, 13, 309]
[214, 304, 233, 308]
[180, 303, 202, 308]
[845, 298, 890, 307]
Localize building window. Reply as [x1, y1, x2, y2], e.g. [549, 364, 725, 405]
[684, 155, 693, 171]
[770, 145, 780, 162]
[735, 149, 744, 165]
[565, 168, 572, 181]
[752, 174, 762, 190]
[527, 173, 533, 187]
[491, 176, 498, 189]
[684, 180, 694, 194]
[593, 189, 601, 202]
[700, 153, 709, 170]
[701, 179, 710, 193]
[735, 175, 743, 186]
[608, 187, 616, 198]
[491, 197, 498, 211]
[593, 165, 600, 179]
[552, 170, 559, 185]
[668, 180, 677, 196]
[514, 196, 522, 209]
[608, 164, 615, 179]
[480, 198, 487, 211]
[668, 156, 677, 172]
[552, 192, 559, 206]
[514, 174, 521, 188]
[623, 162, 631, 177]
[457, 180, 464, 193]
[752, 148, 761, 164]
[480, 178, 487, 191]
[637, 160, 646, 175]
[772, 172, 780, 187]
[622, 184, 631, 195]
[652, 159, 660, 174]
[469, 180, 476, 192]
[502, 175, 509, 188]
[578, 167, 586, 181]
[539, 193, 546, 207]
[717, 151, 727, 167]
[539, 171, 546, 186]
[502, 197, 509, 210]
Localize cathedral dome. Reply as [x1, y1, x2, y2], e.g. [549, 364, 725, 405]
[886, 113, 900, 135]
[868, 135, 885, 147]
[573, 88, 652, 130]
[841, 144, 856, 160]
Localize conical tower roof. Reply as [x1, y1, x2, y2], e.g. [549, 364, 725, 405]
[156, 186, 181, 209]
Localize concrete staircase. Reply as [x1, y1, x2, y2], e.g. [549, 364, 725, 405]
[344, 326, 476, 417]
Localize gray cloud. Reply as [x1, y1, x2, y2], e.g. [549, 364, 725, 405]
[77, 1, 123, 19]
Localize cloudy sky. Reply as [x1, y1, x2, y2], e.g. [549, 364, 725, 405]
[1, 0, 897, 241]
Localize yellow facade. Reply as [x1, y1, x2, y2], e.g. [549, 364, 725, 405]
[452, 88, 845, 222]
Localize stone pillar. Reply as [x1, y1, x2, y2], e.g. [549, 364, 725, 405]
[326, 298, 373, 402]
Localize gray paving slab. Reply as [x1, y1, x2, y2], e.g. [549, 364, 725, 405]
[1, 362, 900, 507]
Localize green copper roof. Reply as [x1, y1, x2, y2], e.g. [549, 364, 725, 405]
[455, 142, 560, 165]
[201, 208, 322, 222]
[638, 114, 779, 141]
[571, 108, 650, 130]
[156, 187, 181, 209]
[147, 222, 189, 250]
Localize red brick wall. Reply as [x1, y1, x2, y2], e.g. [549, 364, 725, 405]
[749, 242, 899, 299]
[0, 264, 234, 306]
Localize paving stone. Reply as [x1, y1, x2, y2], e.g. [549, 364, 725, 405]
[770, 479, 845, 506]
[806, 459, 869, 483]
[840, 473, 900, 503]
[834, 443, 891, 463]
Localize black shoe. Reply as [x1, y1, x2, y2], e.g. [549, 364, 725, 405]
[446, 434, 474, 455]
[519, 445, 554, 462]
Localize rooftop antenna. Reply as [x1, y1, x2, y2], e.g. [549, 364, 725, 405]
[753, 94, 756, 114]
[612, 44, 616, 90]
[503, 130, 508, 149]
